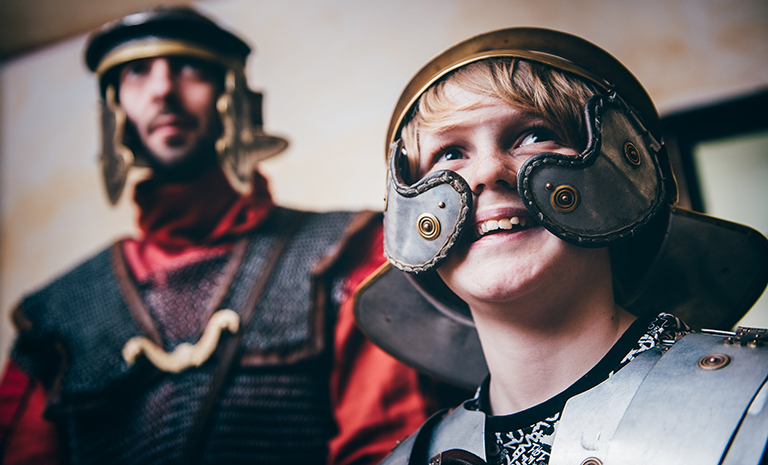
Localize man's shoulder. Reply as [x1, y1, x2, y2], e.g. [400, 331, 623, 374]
[24, 244, 115, 296]
[255, 206, 381, 246]
[16, 243, 120, 322]
[270, 205, 378, 223]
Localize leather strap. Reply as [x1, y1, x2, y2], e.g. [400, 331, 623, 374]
[183, 209, 307, 464]
[408, 408, 450, 465]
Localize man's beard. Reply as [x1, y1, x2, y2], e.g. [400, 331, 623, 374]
[124, 116, 221, 182]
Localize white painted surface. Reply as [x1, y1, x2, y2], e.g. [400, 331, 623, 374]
[694, 130, 768, 328]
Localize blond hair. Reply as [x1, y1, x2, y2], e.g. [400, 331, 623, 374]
[401, 58, 599, 179]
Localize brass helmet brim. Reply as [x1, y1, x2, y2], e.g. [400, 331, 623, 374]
[386, 27, 660, 153]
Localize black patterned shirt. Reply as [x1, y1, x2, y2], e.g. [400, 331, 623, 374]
[470, 313, 690, 465]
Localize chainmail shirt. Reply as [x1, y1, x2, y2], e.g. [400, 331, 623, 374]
[11, 208, 358, 465]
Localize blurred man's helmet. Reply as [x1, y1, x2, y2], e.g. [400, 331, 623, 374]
[85, 7, 288, 204]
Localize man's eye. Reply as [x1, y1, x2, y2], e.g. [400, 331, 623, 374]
[123, 61, 150, 77]
[172, 59, 208, 79]
[520, 129, 556, 147]
[179, 62, 203, 77]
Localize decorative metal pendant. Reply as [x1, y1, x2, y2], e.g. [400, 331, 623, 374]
[122, 309, 240, 373]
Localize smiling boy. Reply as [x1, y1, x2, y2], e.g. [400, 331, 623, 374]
[356, 28, 768, 464]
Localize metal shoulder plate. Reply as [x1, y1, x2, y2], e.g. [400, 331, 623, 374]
[551, 331, 768, 465]
[380, 401, 487, 465]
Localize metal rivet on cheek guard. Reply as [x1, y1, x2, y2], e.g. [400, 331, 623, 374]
[624, 141, 641, 166]
[551, 185, 579, 213]
[417, 213, 441, 240]
[698, 353, 731, 370]
[580, 458, 603, 465]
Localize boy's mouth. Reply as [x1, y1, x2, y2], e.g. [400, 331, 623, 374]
[473, 215, 535, 240]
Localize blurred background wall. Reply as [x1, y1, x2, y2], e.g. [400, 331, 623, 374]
[1, 0, 767, 369]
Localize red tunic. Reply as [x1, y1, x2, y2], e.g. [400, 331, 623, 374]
[0, 167, 444, 465]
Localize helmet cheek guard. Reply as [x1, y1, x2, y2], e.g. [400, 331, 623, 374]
[519, 94, 667, 246]
[383, 141, 472, 274]
[215, 70, 288, 196]
[100, 85, 135, 205]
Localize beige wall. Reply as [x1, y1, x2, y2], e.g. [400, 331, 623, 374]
[2, 0, 768, 369]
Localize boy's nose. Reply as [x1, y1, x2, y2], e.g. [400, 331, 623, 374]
[464, 150, 519, 195]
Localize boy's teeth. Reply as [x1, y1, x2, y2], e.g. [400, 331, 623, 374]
[475, 216, 530, 238]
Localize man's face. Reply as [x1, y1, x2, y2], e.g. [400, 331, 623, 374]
[118, 56, 221, 173]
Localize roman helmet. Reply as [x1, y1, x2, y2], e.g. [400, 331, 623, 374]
[354, 28, 768, 389]
[84, 7, 288, 204]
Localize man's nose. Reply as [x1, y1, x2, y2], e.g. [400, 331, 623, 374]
[146, 59, 174, 98]
[464, 149, 519, 195]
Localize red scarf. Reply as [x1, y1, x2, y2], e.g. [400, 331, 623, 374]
[122, 167, 273, 282]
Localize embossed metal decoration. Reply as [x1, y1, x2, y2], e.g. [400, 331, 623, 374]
[551, 185, 579, 213]
[624, 141, 641, 166]
[122, 309, 240, 373]
[417, 213, 441, 240]
[698, 353, 731, 370]
[580, 458, 603, 465]
[725, 326, 768, 347]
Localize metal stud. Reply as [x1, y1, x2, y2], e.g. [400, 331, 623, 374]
[417, 213, 441, 240]
[438, 201, 446, 208]
[624, 141, 641, 166]
[698, 353, 731, 370]
[581, 458, 603, 465]
[551, 185, 579, 213]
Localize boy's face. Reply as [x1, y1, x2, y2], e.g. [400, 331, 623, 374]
[118, 56, 221, 173]
[416, 85, 609, 313]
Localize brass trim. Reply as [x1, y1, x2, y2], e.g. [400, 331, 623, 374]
[417, 213, 441, 240]
[106, 85, 134, 167]
[624, 141, 641, 166]
[387, 49, 609, 151]
[96, 39, 242, 76]
[698, 353, 731, 370]
[551, 184, 579, 213]
[352, 261, 392, 319]
[581, 458, 603, 465]
[385, 28, 659, 156]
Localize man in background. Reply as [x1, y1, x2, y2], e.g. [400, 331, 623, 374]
[0, 7, 460, 464]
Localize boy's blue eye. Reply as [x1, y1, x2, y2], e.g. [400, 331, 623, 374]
[438, 148, 464, 162]
[520, 129, 557, 146]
